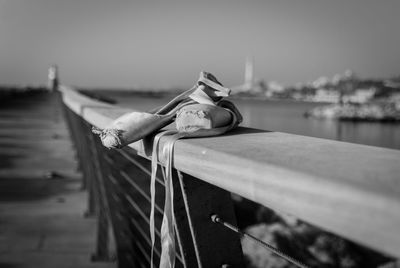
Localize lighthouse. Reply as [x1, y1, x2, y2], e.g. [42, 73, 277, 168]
[47, 65, 59, 91]
[244, 56, 254, 91]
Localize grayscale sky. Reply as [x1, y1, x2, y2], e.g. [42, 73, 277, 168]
[0, 0, 399, 88]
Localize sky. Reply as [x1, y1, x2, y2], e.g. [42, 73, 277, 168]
[0, 0, 399, 89]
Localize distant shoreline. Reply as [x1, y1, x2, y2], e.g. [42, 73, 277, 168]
[305, 103, 400, 122]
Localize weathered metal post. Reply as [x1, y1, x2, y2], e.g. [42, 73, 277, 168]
[176, 171, 245, 268]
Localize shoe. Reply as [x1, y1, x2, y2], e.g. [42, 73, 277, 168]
[175, 100, 242, 137]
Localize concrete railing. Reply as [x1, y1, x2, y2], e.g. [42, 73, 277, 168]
[58, 84, 400, 267]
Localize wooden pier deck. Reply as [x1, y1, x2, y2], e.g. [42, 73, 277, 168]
[0, 91, 115, 268]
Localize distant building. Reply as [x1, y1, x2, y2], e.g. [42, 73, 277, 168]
[47, 65, 59, 91]
[267, 81, 283, 92]
[344, 88, 376, 103]
[390, 93, 400, 109]
[232, 56, 255, 93]
[312, 76, 330, 89]
[243, 56, 254, 91]
[313, 89, 340, 103]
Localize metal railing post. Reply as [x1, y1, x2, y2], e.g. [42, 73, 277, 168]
[176, 171, 245, 268]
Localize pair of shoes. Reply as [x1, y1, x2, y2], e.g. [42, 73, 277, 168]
[93, 71, 241, 149]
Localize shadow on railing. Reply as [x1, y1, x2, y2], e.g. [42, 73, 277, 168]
[57, 84, 400, 268]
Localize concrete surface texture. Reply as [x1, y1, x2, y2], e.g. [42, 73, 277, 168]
[0, 91, 115, 268]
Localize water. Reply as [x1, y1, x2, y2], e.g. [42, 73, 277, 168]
[96, 91, 400, 150]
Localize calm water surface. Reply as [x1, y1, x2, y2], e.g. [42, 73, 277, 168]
[101, 92, 400, 150]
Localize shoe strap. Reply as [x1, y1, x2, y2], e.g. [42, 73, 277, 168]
[197, 76, 231, 97]
[150, 130, 176, 268]
[150, 130, 187, 268]
[188, 85, 216, 106]
[155, 72, 231, 115]
[155, 85, 197, 115]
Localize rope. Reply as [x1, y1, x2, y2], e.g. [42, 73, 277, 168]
[210, 214, 310, 268]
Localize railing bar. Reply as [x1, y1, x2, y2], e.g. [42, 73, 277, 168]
[133, 239, 151, 265]
[130, 224, 176, 267]
[111, 192, 120, 204]
[129, 217, 183, 263]
[115, 211, 124, 221]
[137, 259, 147, 268]
[119, 170, 164, 215]
[104, 154, 116, 165]
[116, 149, 165, 186]
[117, 149, 152, 176]
[138, 261, 147, 268]
[119, 170, 150, 201]
[125, 194, 162, 238]
[121, 253, 137, 268]
[128, 209, 183, 263]
[108, 174, 119, 186]
[124, 194, 150, 226]
[176, 251, 184, 265]
[110, 174, 161, 234]
[107, 193, 158, 265]
[110, 174, 161, 228]
[129, 217, 161, 258]
[129, 217, 152, 247]
[109, 175, 164, 243]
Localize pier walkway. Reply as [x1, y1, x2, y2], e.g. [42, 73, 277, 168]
[0, 91, 115, 268]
